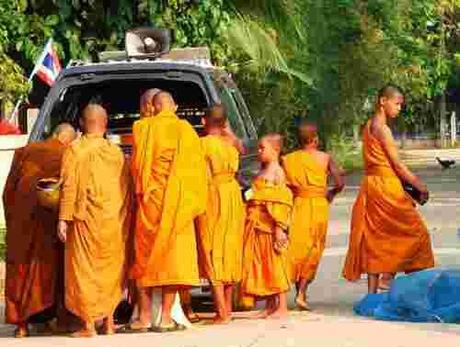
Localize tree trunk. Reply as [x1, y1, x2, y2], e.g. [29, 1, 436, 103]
[439, 93, 446, 148]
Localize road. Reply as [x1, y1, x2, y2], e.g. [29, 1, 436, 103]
[0, 165, 459, 345]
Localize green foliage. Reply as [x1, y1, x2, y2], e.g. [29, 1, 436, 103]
[0, 0, 458, 148]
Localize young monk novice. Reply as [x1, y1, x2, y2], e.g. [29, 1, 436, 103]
[197, 105, 245, 323]
[241, 134, 293, 319]
[283, 122, 344, 311]
[342, 85, 434, 293]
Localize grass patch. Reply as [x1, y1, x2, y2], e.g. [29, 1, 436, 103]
[329, 135, 363, 173]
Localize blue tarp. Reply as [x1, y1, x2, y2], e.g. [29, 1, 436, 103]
[354, 268, 460, 323]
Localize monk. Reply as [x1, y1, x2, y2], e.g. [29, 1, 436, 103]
[140, 88, 161, 119]
[283, 122, 344, 311]
[130, 91, 207, 332]
[198, 105, 245, 323]
[342, 85, 434, 293]
[58, 104, 131, 337]
[4, 123, 76, 337]
[241, 134, 293, 319]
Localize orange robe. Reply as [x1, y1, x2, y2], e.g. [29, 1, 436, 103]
[4, 138, 65, 324]
[200, 135, 245, 284]
[283, 150, 329, 282]
[59, 134, 131, 321]
[130, 110, 207, 287]
[342, 122, 434, 281]
[241, 178, 292, 297]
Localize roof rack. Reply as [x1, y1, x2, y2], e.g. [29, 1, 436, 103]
[98, 47, 213, 67]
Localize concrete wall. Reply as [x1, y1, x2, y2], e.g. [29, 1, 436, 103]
[0, 135, 29, 227]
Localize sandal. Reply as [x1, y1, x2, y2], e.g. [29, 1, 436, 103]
[151, 321, 187, 333]
[116, 321, 151, 334]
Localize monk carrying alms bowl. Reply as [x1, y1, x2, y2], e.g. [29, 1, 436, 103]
[36, 178, 61, 211]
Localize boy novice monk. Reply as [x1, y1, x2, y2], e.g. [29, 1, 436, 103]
[283, 122, 344, 311]
[342, 85, 434, 293]
[241, 134, 293, 319]
[197, 105, 245, 323]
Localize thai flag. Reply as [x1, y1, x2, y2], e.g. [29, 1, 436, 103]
[31, 38, 62, 86]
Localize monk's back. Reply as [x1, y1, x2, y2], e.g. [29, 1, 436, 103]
[132, 113, 182, 192]
[201, 135, 239, 176]
[283, 150, 328, 193]
[72, 136, 126, 220]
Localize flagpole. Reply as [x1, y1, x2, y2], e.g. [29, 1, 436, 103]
[7, 38, 53, 124]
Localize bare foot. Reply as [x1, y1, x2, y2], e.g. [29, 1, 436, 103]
[14, 325, 29, 338]
[295, 296, 311, 311]
[378, 279, 391, 291]
[70, 328, 96, 338]
[186, 311, 201, 323]
[211, 315, 232, 325]
[250, 309, 270, 319]
[102, 324, 115, 335]
[267, 308, 289, 320]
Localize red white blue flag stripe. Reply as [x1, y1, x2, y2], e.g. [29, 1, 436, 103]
[31, 38, 62, 86]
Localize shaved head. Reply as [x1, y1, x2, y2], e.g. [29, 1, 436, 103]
[152, 91, 177, 114]
[80, 104, 108, 135]
[140, 88, 161, 118]
[52, 123, 77, 145]
[298, 121, 318, 147]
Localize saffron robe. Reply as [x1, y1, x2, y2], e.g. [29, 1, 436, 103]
[4, 138, 65, 324]
[283, 150, 329, 282]
[59, 134, 131, 321]
[241, 178, 292, 297]
[130, 110, 207, 287]
[199, 135, 245, 284]
[342, 122, 434, 281]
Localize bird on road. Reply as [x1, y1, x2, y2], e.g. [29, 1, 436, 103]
[436, 157, 456, 169]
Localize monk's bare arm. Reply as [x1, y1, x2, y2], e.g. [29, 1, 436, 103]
[375, 125, 427, 192]
[59, 148, 78, 221]
[327, 156, 345, 202]
[223, 121, 246, 154]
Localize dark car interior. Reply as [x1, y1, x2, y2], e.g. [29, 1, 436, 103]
[43, 79, 211, 155]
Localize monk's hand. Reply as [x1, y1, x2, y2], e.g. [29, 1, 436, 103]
[414, 178, 429, 204]
[274, 228, 288, 253]
[57, 220, 68, 242]
[326, 189, 336, 203]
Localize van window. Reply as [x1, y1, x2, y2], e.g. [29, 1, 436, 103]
[38, 79, 208, 151]
[217, 85, 247, 139]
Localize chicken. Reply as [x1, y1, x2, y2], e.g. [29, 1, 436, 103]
[436, 157, 456, 169]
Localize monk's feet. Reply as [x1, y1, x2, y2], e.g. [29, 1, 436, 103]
[102, 324, 115, 335]
[185, 311, 200, 324]
[295, 296, 311, 311]
[70, 328, 96, 338]
[378, 277, 393, 292]
[251, 309, 270, 319]
[267, 308, 289, 320]
[151, 321, 187, 333]
[128, 320, 151, 333]
[211, 314, 232, 325]
[14, 325, 29, 338]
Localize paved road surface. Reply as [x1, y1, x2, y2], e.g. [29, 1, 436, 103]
[1, 166, 459, 345]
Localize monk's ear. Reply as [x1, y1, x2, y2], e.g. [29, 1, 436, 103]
[201, 117, 206, 127]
